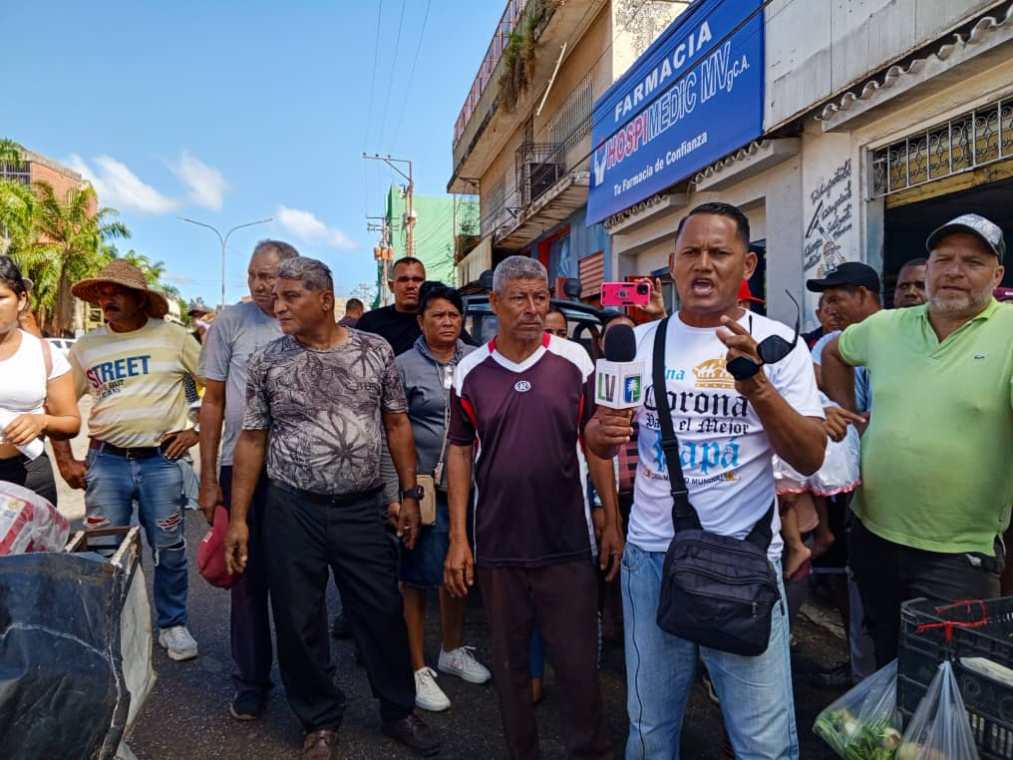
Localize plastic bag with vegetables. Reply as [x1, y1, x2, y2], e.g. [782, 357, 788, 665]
[896, 660, 979, 760]
[814, 659, 903, 759]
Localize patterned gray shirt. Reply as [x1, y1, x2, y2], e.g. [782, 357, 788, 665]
[242, 330, 407, 496]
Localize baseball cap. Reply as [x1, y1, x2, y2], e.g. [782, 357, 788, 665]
[926, 213, 1006, 261]
[806, 261, 881, 294]
[737, 280, 764, 304]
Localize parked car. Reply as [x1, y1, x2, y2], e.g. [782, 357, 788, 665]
[462, 294, 615, 360]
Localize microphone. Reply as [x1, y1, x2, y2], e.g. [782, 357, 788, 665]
[595, 324, 644, 409]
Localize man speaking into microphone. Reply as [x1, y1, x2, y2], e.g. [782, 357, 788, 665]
[586, 203, 826, 760]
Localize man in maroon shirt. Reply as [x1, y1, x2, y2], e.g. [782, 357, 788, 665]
[444, 256, 619, 760]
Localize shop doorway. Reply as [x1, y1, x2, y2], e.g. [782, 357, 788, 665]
[884, 178, 1013, 306]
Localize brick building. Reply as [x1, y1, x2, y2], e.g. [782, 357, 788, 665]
[1, 145, 103, 335]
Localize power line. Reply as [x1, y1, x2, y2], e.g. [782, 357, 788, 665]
[390, 0, 432, 152]
[362, 0, 385, 216]
[377, 0, 408, 149]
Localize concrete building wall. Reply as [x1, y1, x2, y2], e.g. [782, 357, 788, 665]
[611, 0, 688, 81]
[385, 186, 477, 287]
[766, 0, 1002, 128]
[612, 154, 802, 324]
[794, 28, 1013, 323]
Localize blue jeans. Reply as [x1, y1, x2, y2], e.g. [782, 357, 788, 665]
[399, 491, 450, 588]
[529, 625, 544, 679]
[621, 542, 798, 760]
[84, 447, 189, 629]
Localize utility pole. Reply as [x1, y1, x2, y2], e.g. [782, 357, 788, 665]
[367, 214, 393, 306]
[362, 153, 414, 258]
[179, 217, 273, 308]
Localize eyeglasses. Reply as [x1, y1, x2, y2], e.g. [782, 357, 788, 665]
[727, 290, 801, 381]
[545, 328, 568, 337]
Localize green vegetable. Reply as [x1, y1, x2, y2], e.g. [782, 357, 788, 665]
[814, 708, 901, 759]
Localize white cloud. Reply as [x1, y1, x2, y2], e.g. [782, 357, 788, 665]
[276, 205, 357, 250]
[171, 150, 228, 211]
[67, 154, 178, 214]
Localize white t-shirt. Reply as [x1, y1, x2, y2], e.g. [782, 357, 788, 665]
[629, 312, 824, 560]
[0, 330, 70, 415]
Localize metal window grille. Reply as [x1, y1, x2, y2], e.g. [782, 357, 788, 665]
[454, 0, 532, 144]
[516, 142, 563, 206]
[0, 160, 31, 186]
[481, 176, 507, 237]
[549, 74, 593, 158]
[871, 97, 1013, 197]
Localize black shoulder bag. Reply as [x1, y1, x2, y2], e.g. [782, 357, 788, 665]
[652, 317, 781, 656]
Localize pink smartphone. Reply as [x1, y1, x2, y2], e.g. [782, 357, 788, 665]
[601, 280, 651, 307]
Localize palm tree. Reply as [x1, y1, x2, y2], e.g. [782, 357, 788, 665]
[115, 249, 168, 285]
[0, 179, 37, 257]
[0, 138, 22, 166]
[15, 182, 129, 333]
[0, 139, 31, 257]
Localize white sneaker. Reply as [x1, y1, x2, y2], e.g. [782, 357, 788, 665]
[158, 625, 198, 661]
[438, 645, 491, 684]
[414, 667, 451, 712]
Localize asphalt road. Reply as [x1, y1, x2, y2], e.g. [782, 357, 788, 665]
[114, 518, 848, 760]
[51, 402, 848, 759]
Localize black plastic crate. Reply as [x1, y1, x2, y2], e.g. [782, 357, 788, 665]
[899, 597, 1013, 759]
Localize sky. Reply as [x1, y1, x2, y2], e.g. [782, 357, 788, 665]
[1, 1, 503, 305]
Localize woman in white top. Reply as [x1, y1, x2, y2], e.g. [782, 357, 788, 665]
[0, 257, 80, 503]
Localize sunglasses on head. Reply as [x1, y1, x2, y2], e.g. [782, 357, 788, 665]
[727, 291, 801, 381]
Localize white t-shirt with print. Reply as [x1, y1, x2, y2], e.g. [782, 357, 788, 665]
[629, 312, 825, 560]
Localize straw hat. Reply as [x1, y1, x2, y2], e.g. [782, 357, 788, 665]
[71, 260, 170, 319]
[187, 297, 210, 316]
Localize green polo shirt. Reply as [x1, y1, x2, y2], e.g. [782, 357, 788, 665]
[839, 300, 1013, 556]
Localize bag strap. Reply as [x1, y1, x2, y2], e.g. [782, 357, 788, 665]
[651, 318, 700, 532]
[40, 335, 53, 380]
[744, 501, 775, 550]
[433, 364, 453, 480]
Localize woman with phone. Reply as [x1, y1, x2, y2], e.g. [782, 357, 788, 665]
[0, 256, 80, 503]
[382, 281, 491, 712]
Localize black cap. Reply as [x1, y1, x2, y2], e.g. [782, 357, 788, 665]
[806, 261, 881, 294]
[926, 213, 1005, 262]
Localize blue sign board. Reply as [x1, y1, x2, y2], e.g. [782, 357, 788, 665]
[586, 0, 765, 225]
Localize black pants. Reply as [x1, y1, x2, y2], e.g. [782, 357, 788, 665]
[850, 518, 1004, 667]
[265, 480, 414, 732]
[0, 453, 57, 506]
[477, 561, 611, 760]
[220, 466, 273, 698]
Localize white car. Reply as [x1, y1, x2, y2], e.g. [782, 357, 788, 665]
[45, 338, 75, 359]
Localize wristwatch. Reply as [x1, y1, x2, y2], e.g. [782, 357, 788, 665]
[401, 485, 424, 501]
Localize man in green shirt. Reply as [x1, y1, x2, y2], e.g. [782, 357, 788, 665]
[823, 213, 1012, 666]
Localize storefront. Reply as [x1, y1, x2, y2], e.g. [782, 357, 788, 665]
[585, 0, 808, 322]
[805, 7, 1013, 322]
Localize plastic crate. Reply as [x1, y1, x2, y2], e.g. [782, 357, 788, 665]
[899, 597, 1013, 759]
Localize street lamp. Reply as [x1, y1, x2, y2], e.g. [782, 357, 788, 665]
[179, 217, 273, 308]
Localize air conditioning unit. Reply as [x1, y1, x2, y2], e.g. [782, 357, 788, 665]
[527, 161, 561, 203]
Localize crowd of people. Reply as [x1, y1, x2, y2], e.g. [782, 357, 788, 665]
[0, 199, 1010, 760]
